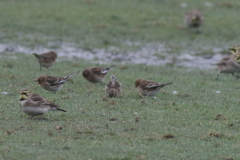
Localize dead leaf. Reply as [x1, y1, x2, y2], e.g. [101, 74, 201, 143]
[109, 117, 117, 121]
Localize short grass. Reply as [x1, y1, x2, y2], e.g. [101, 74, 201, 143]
[0, 53, 240, 159]
[1, 0, 240, 52]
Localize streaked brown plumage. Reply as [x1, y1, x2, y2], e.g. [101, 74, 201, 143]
[185, 10, 203, 28]
[82, 65, 115, 83]
[33, 51, 57, 70]
[37, 71, 79, 92]
[19, 89, 66, 118]
[105, 75, 122, 97]
[212, 54, 240, 80]
[135, 79, 172, 97]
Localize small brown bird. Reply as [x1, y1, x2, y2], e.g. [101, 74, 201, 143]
[33, 51, 57, 70]
[212, 51, 240, 80]
[82, 65, 115, 83]
[19, 89, 66, 118]
[185, 10, 203, 29]
[105, 75, 122, 97]
[135, 79, 172, 97]
[37, 71, 80, 93]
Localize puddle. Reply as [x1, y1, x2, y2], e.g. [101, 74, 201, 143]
[0, 42, 226, 69]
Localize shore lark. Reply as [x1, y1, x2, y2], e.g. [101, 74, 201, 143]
[37, 71, 80, 93]
[33, 51, 57, 70]
[19, 89, 66, 118]
[212, 47, 240, 80]
[135, 79, 172, 97]
[229, 46, 240, 56]
[105, 75, 122, 97]
[82, 65, 115, 83]
[185, 10, 203, 29]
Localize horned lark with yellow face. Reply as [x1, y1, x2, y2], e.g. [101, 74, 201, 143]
[19, 89, 66, 118]
[82, 65, 115, 83]
[135, 79, 172, 97]
[33, 51, 57, 70]
[105, 75, 122, 97]
[212, 47, 240, 80]
[37, 71, 79, 93]
[185, 10, 203, 29]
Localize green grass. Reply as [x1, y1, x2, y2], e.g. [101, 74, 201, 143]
[1, 0, 240, 159]
[1, 0, 240, 52]
[0, 54, 240, 159]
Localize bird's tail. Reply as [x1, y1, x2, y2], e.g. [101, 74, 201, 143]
[64, 71, 80, 80]
[33, 53, 39, 58]
[105, 65, 116, 70]
[57, 107, 67, 112]
[161, 82, 172, 86]
[211, 63, 223, 66]
[47, 104, 67, 112]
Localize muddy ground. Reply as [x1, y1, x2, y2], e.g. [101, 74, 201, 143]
[0, 42, 225, 69]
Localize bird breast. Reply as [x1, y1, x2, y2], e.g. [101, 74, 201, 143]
[22, 106, 49, 116]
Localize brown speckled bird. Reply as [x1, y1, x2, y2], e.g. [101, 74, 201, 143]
[33, 51, 57, 70]
[82, 65, 115, 83]
[19, 89, 66, 118]
[185, 10, 203, 29]
[37, 71, 79, 93]
[105, 75, 122, 97]
[135, 79, 172, 97]
[212, 47, 240, 80]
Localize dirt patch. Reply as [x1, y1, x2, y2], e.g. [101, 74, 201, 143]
[0, 42, 227, 69]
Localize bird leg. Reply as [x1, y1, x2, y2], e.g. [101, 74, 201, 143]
[138, 92, 144, 99]
[215, 73, 220, 81]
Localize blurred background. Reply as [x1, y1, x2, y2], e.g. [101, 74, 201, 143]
[0, 0, 240, 68]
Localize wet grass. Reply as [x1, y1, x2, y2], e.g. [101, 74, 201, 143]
[1, 0, 240, 52]
[1, 0, 240, 159]
[0, 54, 240, 159]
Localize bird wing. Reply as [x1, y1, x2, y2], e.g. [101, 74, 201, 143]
[42, 55, 50, 59]
[92, 67, 106, 75]
[145, 82, 162, 88]
[41, 52, 57, 62]
[26, 93, 48, 107]
[140, 80, 160, 89]
[30, 93, 58, 107]
[46, 76, 62, 85]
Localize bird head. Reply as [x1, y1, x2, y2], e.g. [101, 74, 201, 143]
[229, 46, 240, 55]
[111, 75, 116, 81]
[37, 75, 46, 85]
[19, 89, 30, 101]
[233, 54, 240, 63]
[191, 15, 201, 23]
[82, 69, 91, 78]
[135, 79, 143, 88]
